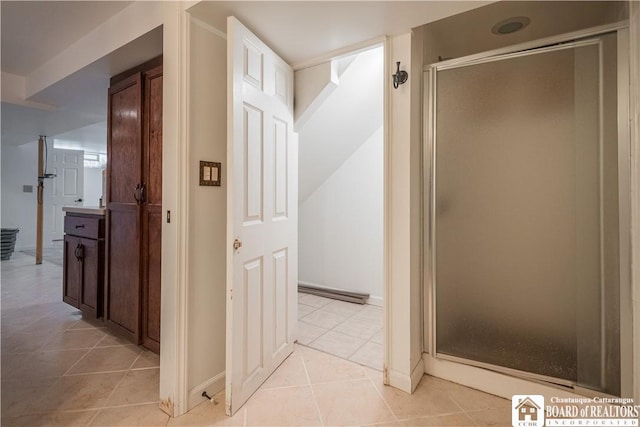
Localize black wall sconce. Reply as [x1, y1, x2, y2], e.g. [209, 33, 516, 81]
[392, 61, 408, 89]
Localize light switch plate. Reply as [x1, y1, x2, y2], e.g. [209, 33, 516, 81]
[199, 161, 221, 186]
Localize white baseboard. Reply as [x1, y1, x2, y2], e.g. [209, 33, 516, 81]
[410, 358, 424, 392]
[367, 295, 383, 307]
[387, 359, 424, 393]
[387, 369, 412, 393]
[187, 371, 225, 411]
[422, 353, 585, 401]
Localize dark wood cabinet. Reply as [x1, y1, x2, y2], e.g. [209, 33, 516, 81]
[106, 57, 162, 353]
[141, 65, 163, 353]
[63, 213, 105, 319]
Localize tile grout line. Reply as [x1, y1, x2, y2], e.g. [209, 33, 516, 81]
[394, 410, 481, 425]
[302, 313, 370, 345]
[298, 348, 326, 427]
[60, 327, 114, 377]
[298, 295, 383, 370]
[64, 368, 131, 377]
[365, 369, 401, 423]
[1, 313, 95, 412]
[85, 352, 139, 426]
[298, 334, 382, 371]
[85, 406, 101, 426]
[446, 389, 469, 414]
[128, 349, 146, 370]
[347, 337, 384, 370]
[91, 400, 162, 410]
[85, 346, 141, 426]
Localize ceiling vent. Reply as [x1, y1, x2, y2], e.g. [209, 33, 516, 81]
[492, 16, 530, 35]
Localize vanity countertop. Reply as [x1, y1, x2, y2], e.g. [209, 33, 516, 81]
[62, 206, 106, 216]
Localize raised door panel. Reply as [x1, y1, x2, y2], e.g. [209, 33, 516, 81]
[62, 235, 81, 308]
[79, 237, 103, 319]
[144, 66, 163, 206]
[141, 65, 162, 354]
[106, 206, 140, 340]
[142, 206, 162, 353]
[108, 74, 142, 205]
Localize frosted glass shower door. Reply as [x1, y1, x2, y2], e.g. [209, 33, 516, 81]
[433, 36, 621, 395]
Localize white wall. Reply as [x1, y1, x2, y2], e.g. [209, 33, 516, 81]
[298, 47, 383, 201]
[299, 127, 383, 301]
[83, 167, 104, 206]
[1, 141, 38, 250]
[184, 17, 227, 410]
[1, 142, 105, 250]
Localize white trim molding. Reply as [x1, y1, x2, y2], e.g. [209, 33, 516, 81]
[159, 1, 191, 418]
[187, 371, 225, 411]
[293, 36, 387, 71]
[387, 359, 424, 394]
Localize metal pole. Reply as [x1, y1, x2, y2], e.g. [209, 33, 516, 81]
[36, 136, 44, 265]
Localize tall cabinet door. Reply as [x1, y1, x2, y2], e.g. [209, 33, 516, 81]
[79, 237, 103, 319]
[142, 66, 163, 353]
[106, 73, 143, 343]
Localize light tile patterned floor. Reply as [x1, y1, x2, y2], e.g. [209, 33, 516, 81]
[1, 252, 511, 426]
[297, 293, 384, 370]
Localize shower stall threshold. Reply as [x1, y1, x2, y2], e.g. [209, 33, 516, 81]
[436, 353, 576, 389]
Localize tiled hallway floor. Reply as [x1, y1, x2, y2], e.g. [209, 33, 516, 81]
[1, 252, 511, 426]
[297, 293, 383, 370]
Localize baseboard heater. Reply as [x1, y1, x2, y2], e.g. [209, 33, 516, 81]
[298, 284, 369, 305]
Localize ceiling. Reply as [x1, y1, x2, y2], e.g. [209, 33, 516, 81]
[189, 1, 491, 68]
[1, 1, 133, 76]
[1, 1, 491, 151]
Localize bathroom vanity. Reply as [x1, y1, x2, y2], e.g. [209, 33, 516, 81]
[62, 207, 105, 319]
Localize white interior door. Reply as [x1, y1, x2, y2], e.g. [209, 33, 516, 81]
[226, 16, 298, 415]
[45, 148, 84, 245]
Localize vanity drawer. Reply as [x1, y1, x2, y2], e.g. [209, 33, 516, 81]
[64, 215, 104, 239]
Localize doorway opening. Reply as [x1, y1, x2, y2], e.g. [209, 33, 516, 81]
[295, 44, 385, 372]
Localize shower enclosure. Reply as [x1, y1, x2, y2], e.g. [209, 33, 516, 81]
[425, 30, 631, 396]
